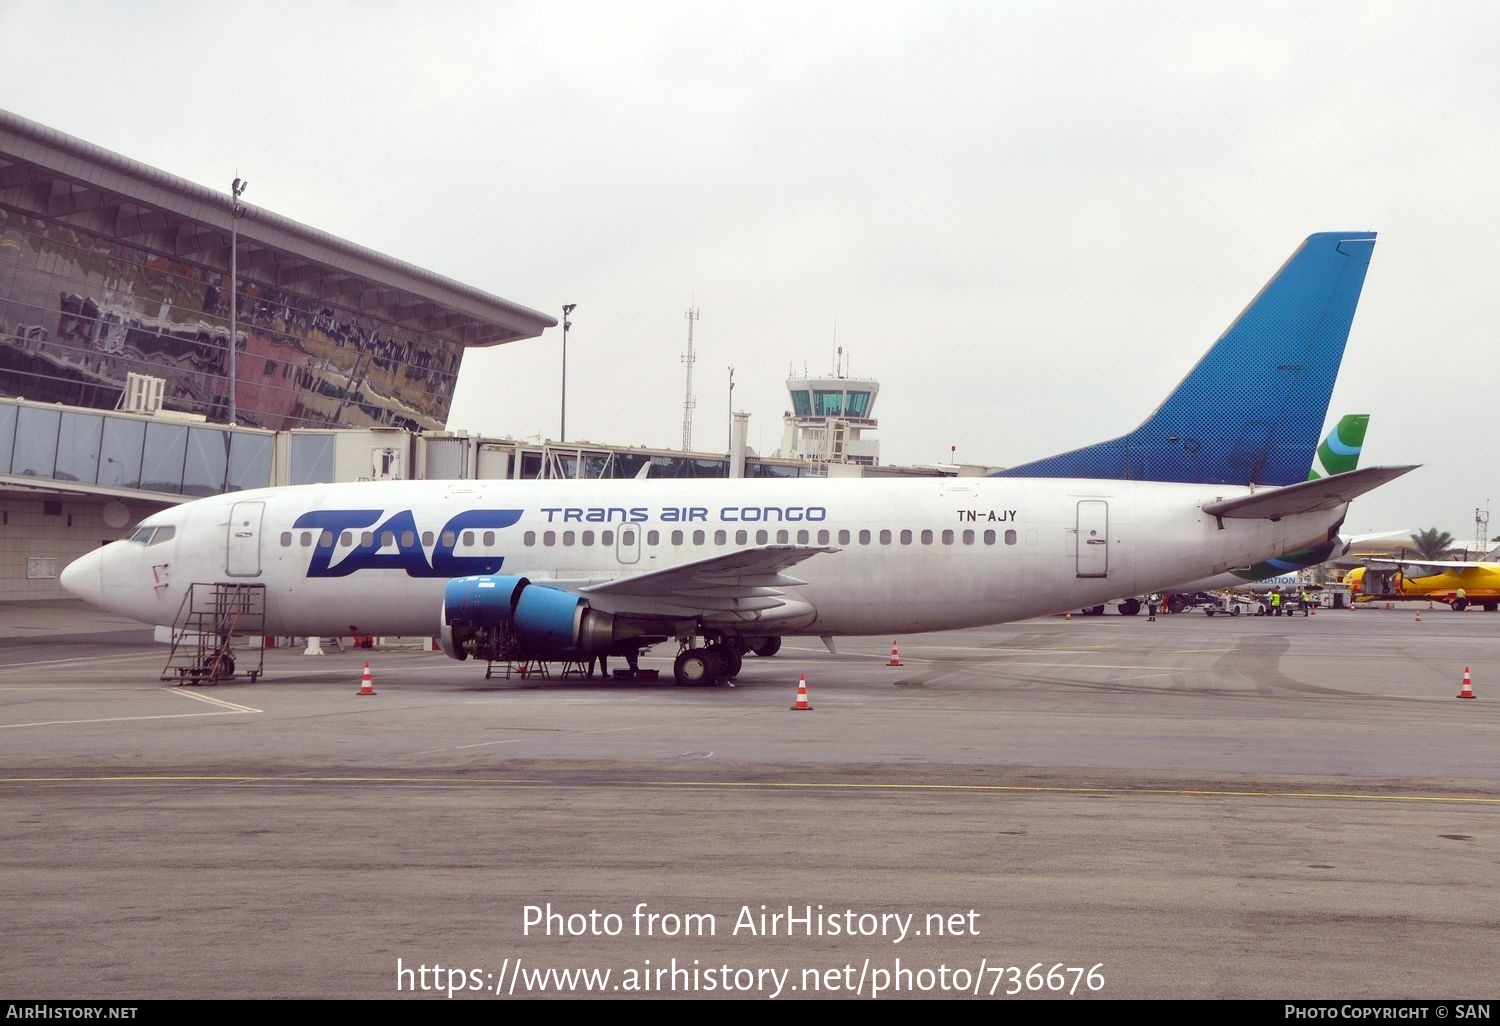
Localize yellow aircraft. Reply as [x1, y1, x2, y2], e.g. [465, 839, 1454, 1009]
[1345, 560, 1500, 611]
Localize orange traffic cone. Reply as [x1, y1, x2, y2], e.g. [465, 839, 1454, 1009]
[888, 641, 902, 667]
[1415, 611, 1422, 622]
[790, 673, 813, 711]
[1065, 611, 1072, 621]
[357, 661, 376, 696]
[1458, 667, 1476, 699]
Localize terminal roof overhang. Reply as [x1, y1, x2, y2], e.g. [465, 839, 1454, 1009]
[0, 107, 556, 348]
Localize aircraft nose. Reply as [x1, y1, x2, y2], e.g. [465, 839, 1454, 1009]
[60, 549, 105, 604]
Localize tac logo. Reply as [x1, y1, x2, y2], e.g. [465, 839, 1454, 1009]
[292, 509, 523, 578]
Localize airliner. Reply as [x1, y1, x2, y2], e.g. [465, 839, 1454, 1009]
[61, 231, 1415, 685]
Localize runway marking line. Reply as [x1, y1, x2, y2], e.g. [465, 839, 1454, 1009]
[0, 687, 261, 728]
[0, 774, 1495, 805]
[0, 652, 165, 672]
[168, 688, 261, 713]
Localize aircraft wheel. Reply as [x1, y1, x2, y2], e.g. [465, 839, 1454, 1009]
[1486, 602, 1498, 612]
[713, 645, 743, 680]
[1167, 596, 1187, 614]
[1453, 598, 1469, 611]
[750, 637, 782, 657]
[1119, 599, 1141, 616]
[673, 650, 715, 686]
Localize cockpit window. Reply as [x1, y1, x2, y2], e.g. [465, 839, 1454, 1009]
[126, 525, 176, 545]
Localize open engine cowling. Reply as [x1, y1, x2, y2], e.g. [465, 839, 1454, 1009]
[438, 575, 619, 662]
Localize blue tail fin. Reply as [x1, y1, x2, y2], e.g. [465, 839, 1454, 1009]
[994, 231, 1377, 486]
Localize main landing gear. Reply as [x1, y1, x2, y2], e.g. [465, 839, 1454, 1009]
[747, 636, 782, 657]
[672, 639, 745, 686]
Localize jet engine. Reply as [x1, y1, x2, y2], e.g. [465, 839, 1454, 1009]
[438, 575, 621, 662]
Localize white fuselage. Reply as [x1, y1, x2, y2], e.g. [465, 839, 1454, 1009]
[64, 475, 1346, 639]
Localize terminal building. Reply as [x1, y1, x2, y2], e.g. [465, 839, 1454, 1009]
[0, 106, 560, 601]
[1, 108, 972, 604]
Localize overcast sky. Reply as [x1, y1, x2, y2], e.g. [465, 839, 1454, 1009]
[6, 1, 1497, 547]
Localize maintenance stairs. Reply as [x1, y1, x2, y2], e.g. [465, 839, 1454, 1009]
[161, 583, 267, 685]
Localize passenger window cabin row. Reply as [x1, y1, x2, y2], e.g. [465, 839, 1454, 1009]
[278, 527, 1021, 550]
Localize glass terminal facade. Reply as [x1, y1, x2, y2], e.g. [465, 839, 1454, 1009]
[0, 207, 463, 432]
[0, 400, 273, 496]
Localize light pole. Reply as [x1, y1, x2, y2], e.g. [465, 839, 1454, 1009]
[727, 366, 734, 456]
[560, 303, 576, 445]
[227, 177, 247, 425]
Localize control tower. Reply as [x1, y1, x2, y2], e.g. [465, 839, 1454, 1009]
[776, 349, 880, 468]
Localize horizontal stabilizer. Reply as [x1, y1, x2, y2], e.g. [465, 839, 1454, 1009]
[1201, 465, 1418, 521]
[1339, 528, 1412, 554]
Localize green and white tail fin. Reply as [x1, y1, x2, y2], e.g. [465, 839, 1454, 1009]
[1308, 413, 1369, 480]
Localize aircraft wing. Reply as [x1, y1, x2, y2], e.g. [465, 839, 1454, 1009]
[1201, 465, 1419, 521]
[1361, 557, 1494, 579]
[575, 544, 839, 617]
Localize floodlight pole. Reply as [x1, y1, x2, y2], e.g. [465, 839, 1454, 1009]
[227, 177, 247, 425]
[560, 304, 576, 445]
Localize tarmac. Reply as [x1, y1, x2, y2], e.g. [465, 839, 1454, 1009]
[2, 599, 1497, 1000]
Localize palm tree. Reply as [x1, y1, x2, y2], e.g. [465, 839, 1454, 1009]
[1410, 528, 1455, 559]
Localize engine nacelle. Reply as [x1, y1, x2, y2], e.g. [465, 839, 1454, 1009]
[439, 575, 619, 662]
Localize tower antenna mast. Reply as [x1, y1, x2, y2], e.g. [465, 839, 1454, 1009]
[681, 304, 699, 450]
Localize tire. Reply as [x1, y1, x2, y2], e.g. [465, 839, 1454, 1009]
[1453, 598, 1469, 611]
[1167, 595, 1186, 615]
[673, 650, 715, 686]
[749, 637, 782, 657]
[714, 645, 742, 680]
[1485, 602, 1498, 613]
[1230, 606, 1240, 617]
[1119, 599, 1141, 616]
